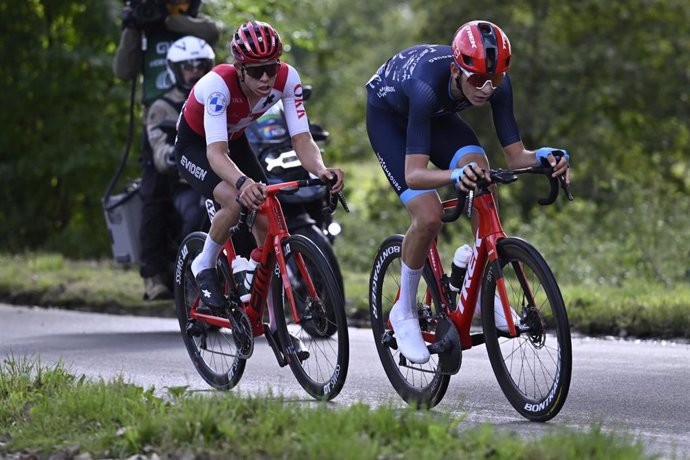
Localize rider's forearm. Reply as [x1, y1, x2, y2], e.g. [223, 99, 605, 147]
[405, 167, 458, 190]
[292, 133, 327, 176]
[207, 141, 244, 188]
[502, 141, 536, 169]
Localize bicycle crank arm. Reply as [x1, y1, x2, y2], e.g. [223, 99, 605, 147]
[263, 325, 289, 367]
[431, 316, 462, 375]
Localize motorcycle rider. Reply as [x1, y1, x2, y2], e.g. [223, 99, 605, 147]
[142, 35, 215, 283]
[113, 0, 222, 300]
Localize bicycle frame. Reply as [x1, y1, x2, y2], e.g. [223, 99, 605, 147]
[187, 180, 325, 336]
[423, 189, 523, 349]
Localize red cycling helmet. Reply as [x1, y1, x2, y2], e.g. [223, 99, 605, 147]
[230, 20, 283, 63]
[452, 20, 511, 74]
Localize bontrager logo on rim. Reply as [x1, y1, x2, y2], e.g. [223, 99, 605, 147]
[206, 92, 227, 116]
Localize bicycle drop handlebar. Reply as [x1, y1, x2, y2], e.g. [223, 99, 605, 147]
[442, 154, 574, 223]
[231, 177, 349, 235]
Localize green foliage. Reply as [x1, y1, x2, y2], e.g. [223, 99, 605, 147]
[0, 360, 651, 459]
[0, 1, 134, 257]
[0, 0, 688, 298]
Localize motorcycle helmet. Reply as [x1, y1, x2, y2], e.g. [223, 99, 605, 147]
[230, 20, 283, 63]
[166, 35, 215, 92]
[452, 20, 511, 75]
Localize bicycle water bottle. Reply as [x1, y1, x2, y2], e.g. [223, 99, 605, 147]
[449, 244, 472, 292]
[243, 248, 261, 293]
[232, 256, 251, 302]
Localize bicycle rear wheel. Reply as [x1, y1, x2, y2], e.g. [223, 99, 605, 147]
[369, 235, 450, 408]
[482, 237, 572, 422]
[272, 234, 349, 400]
[174, 232, 246, 390]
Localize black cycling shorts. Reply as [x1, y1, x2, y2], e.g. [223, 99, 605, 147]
[174, 115, 267, 202]
[365, 95, 486, 205]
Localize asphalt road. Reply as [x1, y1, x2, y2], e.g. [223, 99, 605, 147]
[1, 303, 688, 458]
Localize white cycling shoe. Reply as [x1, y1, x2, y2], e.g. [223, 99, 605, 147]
[476, 292, 520, 333]
[389, 300, 430, 364]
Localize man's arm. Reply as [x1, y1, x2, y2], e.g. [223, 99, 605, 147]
[146, 100, 178, 174]
[503, 141, 570, 182]
[292, 132, 344, 192]
[165, 14, 222, 47]
[112, 28, 143, 81]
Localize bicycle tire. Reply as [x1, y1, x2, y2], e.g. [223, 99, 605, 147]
[482, 237, 572, 422]
[292, 224, 344, 338]
[272, 234, 349, 400]
[294, 224, 345, 300]
[174, 231, 246, 390]
[369, 235, 450, 408]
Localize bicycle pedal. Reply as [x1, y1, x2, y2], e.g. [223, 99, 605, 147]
[185, 320, 208, 337]
[382, 330, 398, 350]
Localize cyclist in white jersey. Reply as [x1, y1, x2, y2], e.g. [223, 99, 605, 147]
[174, 20, 344, 313]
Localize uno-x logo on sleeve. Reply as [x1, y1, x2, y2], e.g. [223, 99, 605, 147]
[206, 92, 227, 116]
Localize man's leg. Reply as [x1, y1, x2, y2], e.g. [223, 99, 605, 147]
[388, 192, 443, 364]
[139, 164, 174, 300]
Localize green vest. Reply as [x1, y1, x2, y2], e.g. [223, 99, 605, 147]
[141, 29, 184, 106]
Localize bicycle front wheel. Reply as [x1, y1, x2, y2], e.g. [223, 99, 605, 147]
[174, 232, 246, 390]
[369, 235, 450, 408]
[482, 237, 572, 422]
[272, 234, 349, 400]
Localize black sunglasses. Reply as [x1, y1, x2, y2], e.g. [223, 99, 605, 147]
[243, 62, 281, 79]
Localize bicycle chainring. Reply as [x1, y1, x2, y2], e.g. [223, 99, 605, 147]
[229, 307, 254, 359]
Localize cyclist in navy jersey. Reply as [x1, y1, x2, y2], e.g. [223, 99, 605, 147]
[174, 20, 344, 315]
[366, 20, 570, 364]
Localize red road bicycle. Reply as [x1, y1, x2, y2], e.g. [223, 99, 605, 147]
[175, 178, 349, 400]
[369, 157, 574, 421]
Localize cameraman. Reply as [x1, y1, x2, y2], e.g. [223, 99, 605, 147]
[113, 0, 222, 300]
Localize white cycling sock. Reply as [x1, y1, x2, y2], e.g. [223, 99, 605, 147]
[191, 237, 223, 277]
[397, 261, 423, 319]
[389, 261, 429, 364]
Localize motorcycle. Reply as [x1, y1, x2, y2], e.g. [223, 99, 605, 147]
[244, 86, 345, 296]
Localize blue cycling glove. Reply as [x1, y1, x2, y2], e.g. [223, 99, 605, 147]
[536, 147, 570, 165]
[451, 162, 478, 190]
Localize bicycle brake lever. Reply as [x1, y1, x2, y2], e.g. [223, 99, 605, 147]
[466, 189, 474, 219]
[337, 191, 350, 213]
[558, 175, 574, 201]
[246, 208, 257, 230]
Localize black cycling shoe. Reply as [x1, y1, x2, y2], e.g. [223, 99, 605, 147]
[194, 268, 226, 314]
[280, 331, 310, 362]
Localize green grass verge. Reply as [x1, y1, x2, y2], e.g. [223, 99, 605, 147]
[0, 358, 650, 459]
[1, 252, 689, 339]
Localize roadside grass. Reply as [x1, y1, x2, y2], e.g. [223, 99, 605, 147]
[0, 358, 650, 460]
[1, 252, 689, 339]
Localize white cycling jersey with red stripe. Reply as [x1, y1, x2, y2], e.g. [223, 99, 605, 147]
[181, 62, 310, 144]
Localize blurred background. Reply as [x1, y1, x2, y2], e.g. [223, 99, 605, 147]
[0, 0, 688, 290]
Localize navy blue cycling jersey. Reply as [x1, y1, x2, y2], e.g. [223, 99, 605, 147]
[366, 44, 521, 154]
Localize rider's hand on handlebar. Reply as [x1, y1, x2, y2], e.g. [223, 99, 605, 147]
[238, 179, 267, 209]
[318, 168, 345, 193]
[536, 147, 571, 185]
[451, 162, 489, 193]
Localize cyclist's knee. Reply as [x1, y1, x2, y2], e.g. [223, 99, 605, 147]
[213, 181, 237, 208]
[410, 207, 443, 238]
